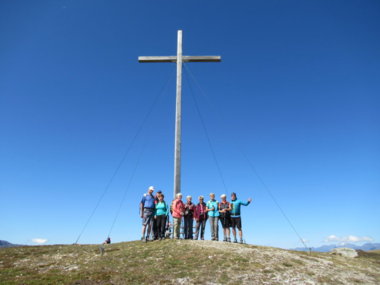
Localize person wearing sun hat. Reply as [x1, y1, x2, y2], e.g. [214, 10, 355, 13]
[140, 186, 155, 242]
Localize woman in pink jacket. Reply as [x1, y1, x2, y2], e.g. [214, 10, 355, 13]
[171, 193, 185, 239]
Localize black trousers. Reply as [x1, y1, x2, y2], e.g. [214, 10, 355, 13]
[184, 215, 193, 239]
[156, 215, 167, 238]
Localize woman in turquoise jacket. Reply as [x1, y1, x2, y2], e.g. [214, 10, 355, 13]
[206, 193, 219, 241]
[155, 194, 170, 240]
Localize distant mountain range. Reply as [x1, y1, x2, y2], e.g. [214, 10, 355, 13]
[0, 240, 22, 248]
[293, 242, 380, 252]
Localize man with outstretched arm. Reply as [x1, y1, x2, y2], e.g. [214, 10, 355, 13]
[230, 192, 252, 244]
[140, 186, 155, 242]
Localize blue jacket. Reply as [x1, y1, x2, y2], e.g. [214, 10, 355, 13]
[206, 200, 219, 217]
[230, 199, 250, 217]
[141, 193, 155, 209]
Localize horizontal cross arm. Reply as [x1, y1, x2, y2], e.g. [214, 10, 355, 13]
[138, 56, 177, 62]
[183, 56, 221, 62]
[138, 55, 221, 63]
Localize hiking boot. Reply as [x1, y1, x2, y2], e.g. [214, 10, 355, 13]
[227, 237, 231, 242]
[233, 239, 238, 243]
[223, 237, 227, 242]
[240, 239, 244, 244]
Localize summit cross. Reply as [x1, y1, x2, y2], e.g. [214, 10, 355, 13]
[138, 30, 221, 199]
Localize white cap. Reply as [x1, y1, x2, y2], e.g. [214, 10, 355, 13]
[186, 195, 192, 199]
[148, 186, 155, 191]
[176, 193, 182, 198]
[220, 194, 226, 198]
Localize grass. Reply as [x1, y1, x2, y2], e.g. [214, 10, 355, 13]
[1, 240, 379, 284]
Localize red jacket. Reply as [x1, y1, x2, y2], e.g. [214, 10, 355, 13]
[194, 202, 208, 220]
[171, 199, 185, 219]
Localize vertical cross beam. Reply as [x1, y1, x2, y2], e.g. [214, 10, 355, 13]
[138, 30, 221, 199]
[174, 30, 183, 197]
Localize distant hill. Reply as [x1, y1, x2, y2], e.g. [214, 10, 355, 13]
[293, 242, 380, 252]
[0, 240, 21, 248]
[0, 240, 379, 284]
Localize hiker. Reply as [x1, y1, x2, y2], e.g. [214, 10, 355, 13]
[171, 193, 185, 239]
[219, 194, 232, 242]
[194, 195, 207, 240]
[154, 193, 169, 240]
[154, 190, 162, 203]
[140, 186, 155, 242]
[230, 192, 252, 243]
[153, 190, 163, 240]
[206, 193, 219, 241]
[183, 195, 195, 239]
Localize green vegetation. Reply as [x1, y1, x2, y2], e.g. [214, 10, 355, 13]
[0, 240, 379, 284]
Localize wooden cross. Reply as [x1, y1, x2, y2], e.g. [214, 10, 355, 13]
[138, 30, 221, 199]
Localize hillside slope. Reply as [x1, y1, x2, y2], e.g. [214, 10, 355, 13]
[1, 240, 379, 284]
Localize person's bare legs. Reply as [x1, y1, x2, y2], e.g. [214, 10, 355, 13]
[232, 228, 237, 241]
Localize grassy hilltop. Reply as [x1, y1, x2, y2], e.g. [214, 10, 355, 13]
[1, 240, 379, 284]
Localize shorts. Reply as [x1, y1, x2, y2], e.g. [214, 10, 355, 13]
[219, 215, 231, 229]
[230, 217, 242, 230]
[142, 208, 155, 226]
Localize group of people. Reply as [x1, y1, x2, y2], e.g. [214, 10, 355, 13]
[140, 186, 252, 243]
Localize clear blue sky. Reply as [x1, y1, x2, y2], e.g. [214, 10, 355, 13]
[1, 0, 379, 249]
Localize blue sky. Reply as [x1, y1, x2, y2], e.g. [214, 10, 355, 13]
[1, 0, 379, 249]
